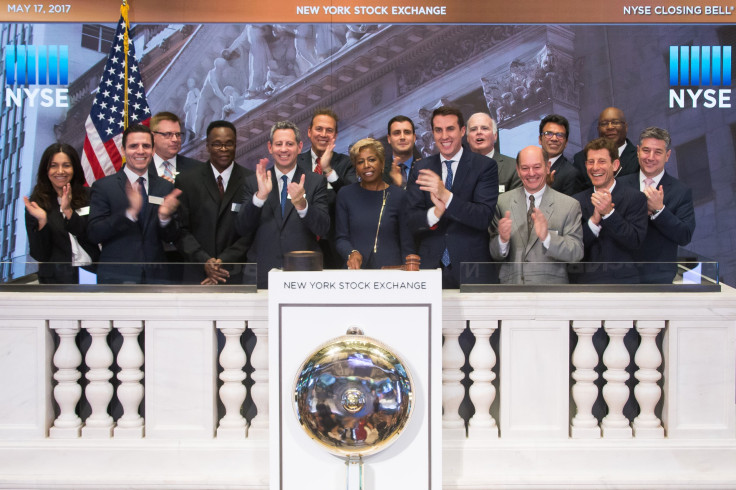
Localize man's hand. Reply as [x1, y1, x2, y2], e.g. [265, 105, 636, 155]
[547, 169, 556, 185]
[347, 250, 363, 270]
[498, 210, 512, 243]
[416, 169, 451, 203]
[255, 158, 272, 201]
[531, 207, 549, 241]
[319, 140, 336, 176]
[23, 196, 48, 229]
[288, 174, 307, 211]
[591, 189, 614, 221]
[158, 188, 182, 221]
[430, 192, 446, 219]
[389, 157, 404, 187]
[204, 257, 230, 284]
[125, 180, 144, 217]
[643, 185, 665, 215]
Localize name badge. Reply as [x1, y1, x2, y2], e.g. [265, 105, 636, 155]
[499, 185, 506, 193]
[149, 196, 164, 205]
[76, 206, 90, 216]
[231, 203, 242, 213]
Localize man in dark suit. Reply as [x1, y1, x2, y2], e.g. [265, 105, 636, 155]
[467, 112, 521, 195]
[175, 121, 253, 285]
[149, 112, 203, 181]
[539, 114, 579, 196]
[406, 106, 498, 288]
[296, 108, 357, 268]
[383, 115, 420, 189]
[573, 107, 639, 191]
[88, 125, 181, 284]
[618, 127, 696, 284]
[237, 121, 330, 289]
[572, 137, 648, 284]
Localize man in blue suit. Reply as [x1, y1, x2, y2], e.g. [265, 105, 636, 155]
[618, 127, 696, 284]
[572, 137, 648, 284]
[88, 125, 182, 284]
[237, 121, 330, 289]
[406, 106, 498, 288]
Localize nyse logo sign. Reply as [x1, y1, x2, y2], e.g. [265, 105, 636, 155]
[669, 45, 732, 109]
[4, 45, 69, 108]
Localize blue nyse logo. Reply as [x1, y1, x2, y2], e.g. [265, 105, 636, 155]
[669, 46, 732, 109]
[4, 45, 69, 108]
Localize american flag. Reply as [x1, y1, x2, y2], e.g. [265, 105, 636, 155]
[81, 13, 151, 185]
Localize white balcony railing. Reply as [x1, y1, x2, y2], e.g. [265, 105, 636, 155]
[1, 285, 735, 488]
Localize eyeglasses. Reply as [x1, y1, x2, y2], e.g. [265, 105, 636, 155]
[598, 120, 625, 128]
[209, 142, 235, 150]
[541, 131, 566, 139]
[153, 131, 184, 140]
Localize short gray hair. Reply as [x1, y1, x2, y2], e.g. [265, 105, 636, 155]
[269, 121, 301, 144]
[639, 127, 671, 151]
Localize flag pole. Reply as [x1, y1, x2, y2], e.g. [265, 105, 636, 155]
[121, 0, 129, 130]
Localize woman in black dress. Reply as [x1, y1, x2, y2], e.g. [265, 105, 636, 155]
[335, 138, 414, 269]
[23, 143, 99, 283]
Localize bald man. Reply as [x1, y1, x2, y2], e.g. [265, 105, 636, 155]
[490, 146, 583, 284]
[467, 112, 521, 195]
[573, 107, 639, 190]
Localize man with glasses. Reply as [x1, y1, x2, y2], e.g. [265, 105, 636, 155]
[149, 112, 203, 182]
[538, 114, 579, 196]
[573, 107, 639, 191]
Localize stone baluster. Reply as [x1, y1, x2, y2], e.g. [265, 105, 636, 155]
[601, 320, 633, 438]
[248, 320, 269, 439]
[571, 320, 602, 438]
[216, 320, 247, 439]
[49, 320, 82, 438]
[81, 320, 114, 438]
[443, 320, 466, 439]
[467, 320, 498, 439]
[113, 321, 144, 438]
[633, 320, 665, 438]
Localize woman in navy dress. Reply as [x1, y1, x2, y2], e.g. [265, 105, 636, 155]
[23, 143, 99, 283]
[335, 138, 414, 269]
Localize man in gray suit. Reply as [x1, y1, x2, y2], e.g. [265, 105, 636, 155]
[467, 112, 521, 195]
[490, 145, 583, 284]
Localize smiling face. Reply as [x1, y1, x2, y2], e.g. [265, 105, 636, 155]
[516, 146, 549, 194]
[597, 107, 628, 146]
[539, 122, 567, 159]
[206, 126, 236, 173]
[268, 128, 303, 173]
[586, 148, 620, 190]
[307, 114, 337, 156]
[637, 137, 671, 178]
[123, 132, 154, 176]
[354, 147, 384, 188]
[47, 152, 74, 195]
[432, 114, 466, 160]
[467, 113, 496, 155]
[387, 120, 416, 159]
[152, 119, 182, 161]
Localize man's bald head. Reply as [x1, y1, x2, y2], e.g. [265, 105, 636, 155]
[597, 107, 628, 146]
[516, 145, 549, 194]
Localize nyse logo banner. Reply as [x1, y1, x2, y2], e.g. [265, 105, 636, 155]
[4, 45, 69, 108]
[669, 45, 732, 109]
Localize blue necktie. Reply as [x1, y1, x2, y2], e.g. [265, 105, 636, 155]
[441, 160, 454, 267]
[137, 177, 148, 222]
[280, 175, 288, 216]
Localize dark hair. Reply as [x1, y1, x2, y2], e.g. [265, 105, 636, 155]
[539, 114, 569, 138]
[150, 111, 182, 131]
[206, 120, 237, 139]
[387, 115, 415, 135]
[30, 143, 88, 212]
[269, 121, 301, 144]
[309, 108, 339, 133]
[431, 106, 465, 129]
[122, 124, 153, 148]
[584, 137, 619, 161]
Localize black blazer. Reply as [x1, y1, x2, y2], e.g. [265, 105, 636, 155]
[25, 188, 100, 284]
[175, 162, 253, 284]
[88, 169, 179, 284]
[549, 154, 580, 196]
[148, 154, 204, 181]
[236, 166, 330, 289]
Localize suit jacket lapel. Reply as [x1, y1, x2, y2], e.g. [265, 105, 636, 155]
[219, 164, 243, 216]
[510, 189, 529, 249]
[526, 190, 555, 254]
[143, 175, 165, 234]
[450, 149, 470, 192]
[297, 152, 312, 174]
[267, 169, 284, 228]
[281, 167, 304, 226]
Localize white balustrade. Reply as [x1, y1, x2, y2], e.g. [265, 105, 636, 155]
[248, 319, 269, 439]
[442, 320, 466, 438]
[601, 320, 633, 438]
[467, 320, 498, 439]
[633, 320, 665, 438]
[113, 320, 144, 438]
[216, 320, 247, 439]
[48, 319, 82, 439]
[81, 320, 114, 438]
[571, 320, 602, 438]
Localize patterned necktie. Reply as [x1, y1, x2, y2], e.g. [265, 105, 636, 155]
[217, 175, 225, 198]
[280, 175, 288, 216]
[527, 195, 536, 238]
[314, 156, 323, 175]
[444, 160, 454, 191]
[399, 163, 408, 187]
[643, 177, 655, 188]
[137, 177, 148, 222]
[163, 161, 174, 180]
